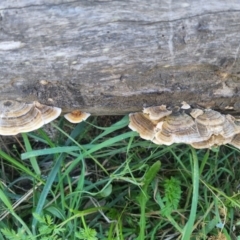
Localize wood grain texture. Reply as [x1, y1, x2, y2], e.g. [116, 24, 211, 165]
[1, 0, 240, 115]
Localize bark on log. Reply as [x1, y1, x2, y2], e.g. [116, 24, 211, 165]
[1, 0, 240, 115]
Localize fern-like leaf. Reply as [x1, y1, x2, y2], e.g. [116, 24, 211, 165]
[161, 177, 182, 216]
[1, 227, 32, 240]
[1, 228, 18, 240]
[76, 227, 98, 240]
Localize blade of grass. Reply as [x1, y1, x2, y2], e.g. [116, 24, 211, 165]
[199, 150, 209, 175]
[52, 122, 137, 176]
[22, 133, 41, 175]
[32, 153, 64, 235]
[37, 129, 56, 148]
[51, 122, 109, 175]
[21, 146, 80, 159]
[136, 161, 161, 240]
[57, 207, 106, 228]
[86, 132, 138, 156]
[65, 121, 87, 146]
[27, 133, 49, 145]
[89, 115, 129, 143]
[22, 134, 140, 161]
[0, 188, 33, 237]
[0, 149, 40, 180]
[169, 148, 189, 173]
[65, 157, 86, 215]
[222, 228, 232, 240]
[182, 148, 199, 240]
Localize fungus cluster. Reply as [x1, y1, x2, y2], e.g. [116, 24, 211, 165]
[0, 100, 91, 136]
[129, 104, 240, 149]
[0, 100, 61, 135]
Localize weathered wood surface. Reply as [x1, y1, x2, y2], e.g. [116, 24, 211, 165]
[1, 0, 240, 115]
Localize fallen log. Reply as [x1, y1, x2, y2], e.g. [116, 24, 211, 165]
[1, 0, 240, 115]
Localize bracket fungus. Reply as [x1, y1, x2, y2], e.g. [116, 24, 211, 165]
[34, 101, 62, 124]
[128, 104, 240, 150]
[143, 105, 172, 120]
[190, 108, 204, 119]
[155, 112, 206, 145]
[181, 101, 191, 110]
[64, 110, 90, 123]
[194, 109, 226, 135]
[191, 135, 233, 149]
[129, 112, 157, 140]
[0, 100, 61, 135]
[230, 133, 240, 148]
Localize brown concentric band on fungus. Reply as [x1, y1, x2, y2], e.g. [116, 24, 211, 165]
[229, 133, 240, 149]
[129, 112, 156, 140]
[143, 105, 172, 120]
[34, 101, 62, 124]
[155, 112, 209, 145]
[194, 109, 226, 135]
[191, 135, 233, 149]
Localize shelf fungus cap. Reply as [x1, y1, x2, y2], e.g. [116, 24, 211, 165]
[220, 115, 240, 138]
[181, 101, 191, 110]
[230, 116, 240, 135]
[64, 110, 91, 123]
[190, 108, 204, 119]
[195, 109, 226, 135]
[0, 100, 61, 135]
[191, 135, 232, 149]
[155, 113, 205, 144]
[129, 112, 156, 140]
[229, 133, 240, 149]
[143, 105, 172, 120]
[34, 101, 62, 124]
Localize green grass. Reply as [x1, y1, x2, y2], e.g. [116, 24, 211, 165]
[0, 115, 240, 239]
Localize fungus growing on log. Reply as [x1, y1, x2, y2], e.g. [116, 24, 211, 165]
[143, 105, 172, 120]
[194, 109, 226, 135]
[64, 110, 90, 123]
[155, 112, 205, 145]
[128, 112, 156, 140]
[229, 134, 240, 149]
[191, 135, 233, 149]
[0, 100, 61, 135]
[34, 101, 62, 124]
[128, 104, 240, 150]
